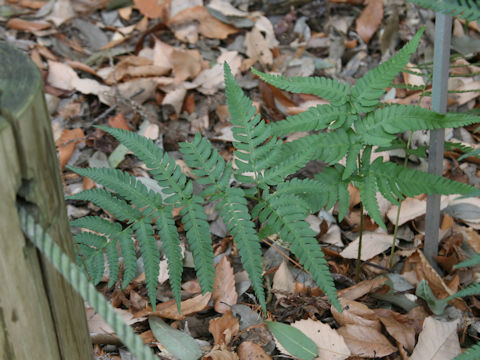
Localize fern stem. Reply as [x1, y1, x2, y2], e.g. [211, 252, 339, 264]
[389, 132, 414, 268]
[355, 202, 364, 282]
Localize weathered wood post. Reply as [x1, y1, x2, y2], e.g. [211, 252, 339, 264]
[0, 42, 92, 359]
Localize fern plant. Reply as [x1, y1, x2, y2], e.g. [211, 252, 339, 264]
[68, 63, 342, 313]
[252, 26, 478, 271]
[406, 0, 480, 22]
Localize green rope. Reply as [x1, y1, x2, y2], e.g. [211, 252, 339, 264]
[18, 207, 157, 360]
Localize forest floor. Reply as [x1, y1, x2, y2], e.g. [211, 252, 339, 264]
[2, 0, 480, 359]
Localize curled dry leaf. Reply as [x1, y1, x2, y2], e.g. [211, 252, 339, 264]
[373, 308, 415, 352]
[291, 319, 350, 360]
[209, 310, 240, 346]
[338, 276, 388, 301]
[213, 255, 238, 313]
[204, 346, 240, 360]
[331, 298, 382, 331]
[108, 113, 131, 131]
[152, 292, 211, 320]
[237, 341, 272, 360]
[168, 5, 238, 40]
[7, 18, 51, 32]
[272, 261, 295, 300]
[56, 128, 85, 169]
[337, 324, 396, 358]
[410, 317, 461, 360]
[355, 0, 384, 44]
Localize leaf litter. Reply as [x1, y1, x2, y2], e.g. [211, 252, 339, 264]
[3, 0, 480, 358]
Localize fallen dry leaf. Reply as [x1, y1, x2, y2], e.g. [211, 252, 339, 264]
[410, 317, 461, 360]
[7, 18, 51, 31]
[171, 48, 203, 82]
[291, 319, 350, 360]
[169, 5, 238, 41]
[134, 0, 167, 19]
[331, 298, 382, 331]
[340, 232, 395, 261]
[374, 308, 415, 352]
[245, 27, 273, 66]
[355, 0, 383, 43]
[337, 324, 396, 358]
[56, 128, 84, 169]
[209, 310, 240, 346]
[338, 276, 388, 300]
[152, 292, 211, 320]
[108, 113, 131, 131]
[212, 256, 238, 313]
[272, 261, 295, 300]
[237, 341, 272, 360]
[205, 346, 240, 360]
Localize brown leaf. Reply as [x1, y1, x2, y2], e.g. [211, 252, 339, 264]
[337, 324, 397, 358]
[108, 113, 131, 131]
[213, 256, 238, 313]
[151, 293, 211, 320]
[56, 128, 85, 169]
[169, 6, 238, 40]
[331, 298, 381, 331]
[134, 0, 167, 19]
[338, 276, 388, 301]
[340, 232, 394, 261]
[204, 346, 240, 360]
[209, 310, 240, 346]
[291, 319, 350, 360]
[171, 48, 203, 82]
[355, 0, 383, 43]
[237, 341, 272, 360]
[410, 317, 461, 360]
[7, 18, 51, 32]
[374, 308, 415, 352]
[272, 261, 295, 300]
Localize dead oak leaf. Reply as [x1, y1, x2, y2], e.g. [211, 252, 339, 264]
[169, 5, 238, 40]
[337, 324, 396, 358]
[331, 298, 382, 331]
[237, 341, 272, 360]
[134, 0, 167, 19]
[374, 308, 415, 352]
[151, 292, 211, 320]
[209, 310, 240, 346]
[355, 0, 383, 43]
[56, 128, 84, 169]
[213, 255, 238, 313]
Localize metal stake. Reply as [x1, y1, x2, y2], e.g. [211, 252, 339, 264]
[425, 13, 452, 266]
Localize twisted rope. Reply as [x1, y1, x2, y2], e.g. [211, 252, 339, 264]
[18, 207, 157, 360]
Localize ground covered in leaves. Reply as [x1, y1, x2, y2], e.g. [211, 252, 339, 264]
[2, 0, 480, 358]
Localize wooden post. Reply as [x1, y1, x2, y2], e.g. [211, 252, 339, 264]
[0, 42, 92, 359]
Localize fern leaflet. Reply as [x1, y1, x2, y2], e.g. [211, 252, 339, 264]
[406, 0, 480, 22]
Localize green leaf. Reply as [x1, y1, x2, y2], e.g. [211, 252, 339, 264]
[265, 321, 318, 360]
[149, 316, 202, 360]
[415, 280, 447, 315]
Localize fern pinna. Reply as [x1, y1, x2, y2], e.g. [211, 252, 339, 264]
[253, 26, 478, 231]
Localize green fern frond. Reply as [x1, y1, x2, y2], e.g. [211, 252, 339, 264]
[251, 68, 351, 106]
[358, 166, 386, 230]
[270, 104, 353, 137]
[343, 141, 363, 180]
[225, 63, 280, 188]
[69, 167, 164, 219]
[281, 130, 351, 165]
[445, 141, 474, 155]
[351, 27, 425, 112]
[255, 193, 341, 311]
[447, 282, 480, 300]
[179, 133, 232, 197]
[75, 232, 107, 284]
[218, 188, 266, 311]
[454, 253, 480, 269]
[263, 149, 314, 186]
[105, 240, 120, 288]
[370, 157, 475, 197]
[381, 104, 480, 135]
[455, 343, 480, 360]
[96, 126, 192, 204]
[154, 206, 183, 307]
[133, 220, 160, 309]
[70, 216, 122, 237]
[406, 0, 480, 22]
[68, 188, 139, 222]
[117, 229, 137, 287]
[180, 197, 215, 293]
